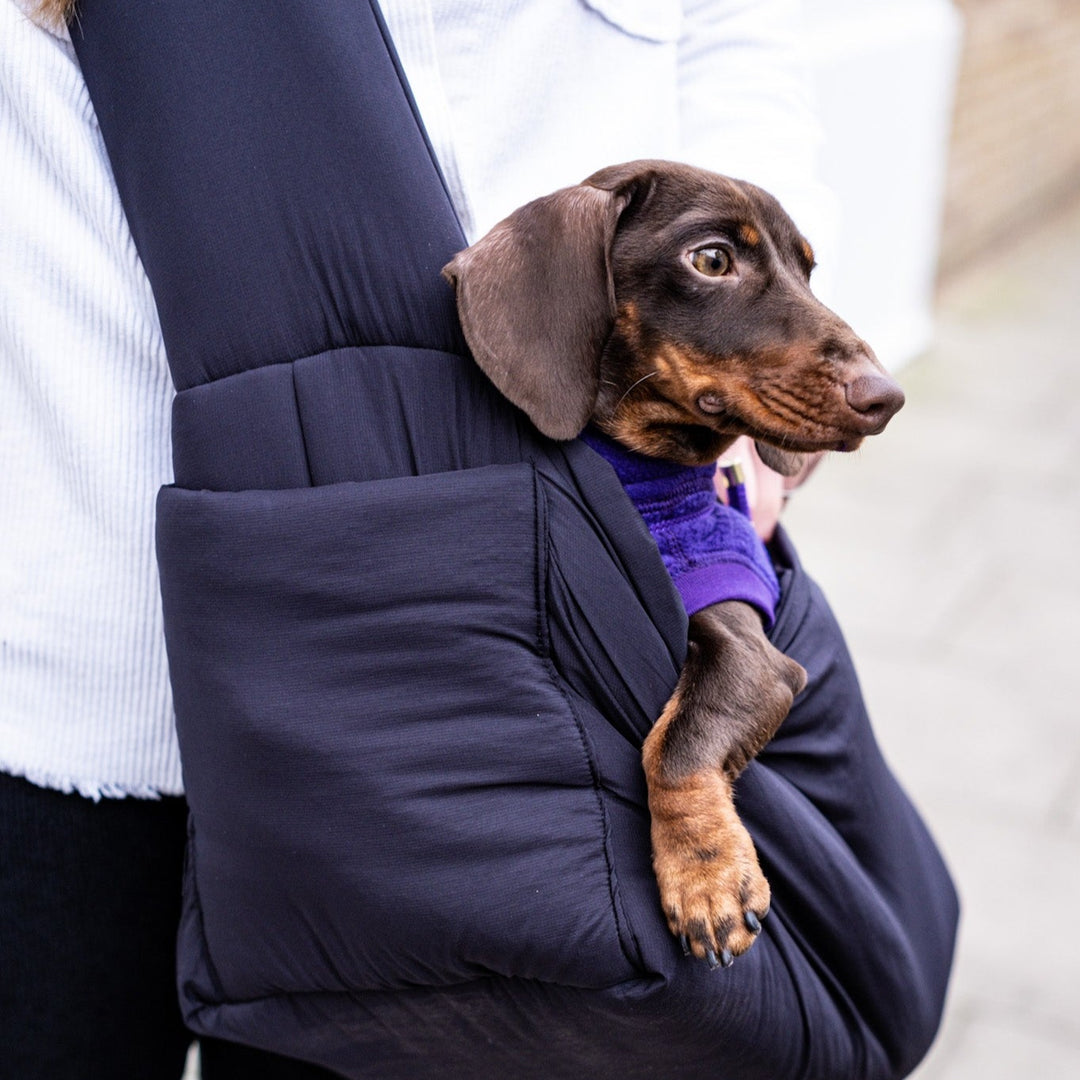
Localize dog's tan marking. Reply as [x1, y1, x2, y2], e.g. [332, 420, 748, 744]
[800, 239, 816, 266]
[602, 334, 860, 466]
[739, 223, 761, 247]
[643, 697, 770, 960]
[614, 301, 645, 355]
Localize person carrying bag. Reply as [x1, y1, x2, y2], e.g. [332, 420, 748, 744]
[5, 0, 959, 1075]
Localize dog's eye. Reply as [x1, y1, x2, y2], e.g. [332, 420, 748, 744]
[690, 247, 732, 277]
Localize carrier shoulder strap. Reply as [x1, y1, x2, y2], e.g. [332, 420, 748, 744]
[74, 0, 464, 392]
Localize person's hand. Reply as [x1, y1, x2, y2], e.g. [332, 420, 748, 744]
[717, 437, 823, 541]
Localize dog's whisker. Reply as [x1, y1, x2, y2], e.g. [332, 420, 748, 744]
[613, 369, 659, 412]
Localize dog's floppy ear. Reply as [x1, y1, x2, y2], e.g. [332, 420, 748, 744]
[443, 183, 630, 440]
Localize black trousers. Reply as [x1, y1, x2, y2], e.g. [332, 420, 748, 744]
[0, 770, 337, 1080]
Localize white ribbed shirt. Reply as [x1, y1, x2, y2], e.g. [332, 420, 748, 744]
[1, 0, 832, 798]
[1, 3, 177, 797]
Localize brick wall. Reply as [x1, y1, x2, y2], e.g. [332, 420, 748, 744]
[941, 0, 1080, 275]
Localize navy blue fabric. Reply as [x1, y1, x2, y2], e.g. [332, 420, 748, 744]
[72, 2, 957, 1077]
[73, 0, 466, 391]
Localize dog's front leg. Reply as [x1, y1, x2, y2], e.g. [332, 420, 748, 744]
[642, 600, 806, 966]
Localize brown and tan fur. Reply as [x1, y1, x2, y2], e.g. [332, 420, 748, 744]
[445, 160, 903, 968]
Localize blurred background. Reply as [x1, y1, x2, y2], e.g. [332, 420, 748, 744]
[788, 1, 1080, 1076]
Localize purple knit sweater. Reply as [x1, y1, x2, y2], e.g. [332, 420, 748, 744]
[582, 429, 780, 627]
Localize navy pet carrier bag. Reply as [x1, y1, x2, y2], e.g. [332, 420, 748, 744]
[72, 3, 957, 1076]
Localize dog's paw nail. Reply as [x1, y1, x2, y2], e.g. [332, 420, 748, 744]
[705, 949, 720, 970]
[720, 948, 734, 969]
[744, 911, 761, 934]
[679, 934, 691, 957]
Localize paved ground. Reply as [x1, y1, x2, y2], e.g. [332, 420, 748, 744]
[782, 195, 1080, 1078]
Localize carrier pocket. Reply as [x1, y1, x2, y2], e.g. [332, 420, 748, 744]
[158, 462, 649, 1003]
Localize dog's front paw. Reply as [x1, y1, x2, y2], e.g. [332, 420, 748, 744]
[649, 768, 770, 968]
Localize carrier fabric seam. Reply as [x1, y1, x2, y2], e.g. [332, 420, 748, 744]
[289, 361, 315, 487]
[546, 557, 649, 747]
[187, 970, 656, 1012]
[548, 443, 686, 672]
[184, 823, 230, 1009]
[178, 342, 471, 394]
[533, 474, 644, 975]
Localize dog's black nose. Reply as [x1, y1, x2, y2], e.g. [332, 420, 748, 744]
[845, 372, 905, 429]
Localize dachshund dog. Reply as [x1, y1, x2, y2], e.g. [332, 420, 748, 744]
[444, 159, 904, 969]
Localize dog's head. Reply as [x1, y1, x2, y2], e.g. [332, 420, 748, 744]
[443, 159, 903, 473]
